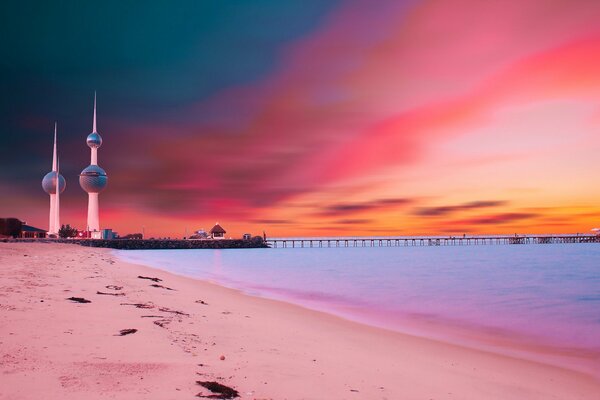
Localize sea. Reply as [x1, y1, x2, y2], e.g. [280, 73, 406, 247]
[115, 242, 600, 373]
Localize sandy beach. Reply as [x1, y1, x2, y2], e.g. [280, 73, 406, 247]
[1, 242, 599, 399]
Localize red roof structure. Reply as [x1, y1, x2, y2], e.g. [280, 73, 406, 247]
[209, 223, 226, 234]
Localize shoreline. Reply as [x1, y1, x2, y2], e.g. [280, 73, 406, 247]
[2, 242, 600, 399]
[115, 246, 600, 380]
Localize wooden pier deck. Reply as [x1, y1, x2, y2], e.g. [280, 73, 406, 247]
[266, 235, 599, 248]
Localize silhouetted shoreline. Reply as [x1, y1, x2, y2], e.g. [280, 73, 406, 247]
[1, 237, 269, 249]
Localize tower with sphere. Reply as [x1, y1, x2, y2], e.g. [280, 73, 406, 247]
[42, 123, 66, 235]
[79, 93, 108, 233]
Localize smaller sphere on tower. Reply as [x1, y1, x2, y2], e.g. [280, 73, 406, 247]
[87, 132, 102, 148]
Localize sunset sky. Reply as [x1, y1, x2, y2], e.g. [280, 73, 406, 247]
[1, 0, 600, 238]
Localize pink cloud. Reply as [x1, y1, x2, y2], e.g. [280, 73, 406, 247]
[100, 0, 600, 234]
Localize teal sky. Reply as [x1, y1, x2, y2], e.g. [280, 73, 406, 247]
[3, 1, 599, 237]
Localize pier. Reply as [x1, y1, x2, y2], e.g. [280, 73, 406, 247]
[266, 235, 599, 248]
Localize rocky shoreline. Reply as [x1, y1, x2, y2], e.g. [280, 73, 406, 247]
[80, 238, 269, 250]
[1, 238, 270, 249]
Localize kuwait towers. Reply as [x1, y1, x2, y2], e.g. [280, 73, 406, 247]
[79, 93, 108, 232]
[42, 123, 66, 235]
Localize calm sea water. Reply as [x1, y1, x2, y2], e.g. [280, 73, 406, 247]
[115, 244, 600, 357]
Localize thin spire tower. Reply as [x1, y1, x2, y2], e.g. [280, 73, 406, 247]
[55, 156, 60, 235]
[93, 91, 97, 133]
[42, 122, 66, 236]
[52, 122, 57, 171]
[79, 92, 108, 234]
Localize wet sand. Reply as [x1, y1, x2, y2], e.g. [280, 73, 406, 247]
[1, 242, 599, 399]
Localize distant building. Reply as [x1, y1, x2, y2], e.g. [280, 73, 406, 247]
[0, 218, 47, 238]
[209, 223, 226, 239]
[101, 228, 116, 239]
[21, 224, 47, 239]
[77, 230, 91, 239]
[242, 233, 252, 240]
[0, 218, 23, 238]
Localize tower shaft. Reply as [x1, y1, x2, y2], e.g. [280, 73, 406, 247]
[87, 193, 100, 232]
[91, 148, 98, 165]
[55, 159, 60, 235]
[48, 194, 56, 234]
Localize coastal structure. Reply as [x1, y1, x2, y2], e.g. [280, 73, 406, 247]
[41, 123, 66, 235]
[210, 223, 226, 239]
[20, 224, 47, 238]
[0, 218, 47, 238]
[79, 93, 108, 236]
[267, 234, 600, 248]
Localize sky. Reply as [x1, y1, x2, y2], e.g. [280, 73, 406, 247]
[1, 0, 600, 238]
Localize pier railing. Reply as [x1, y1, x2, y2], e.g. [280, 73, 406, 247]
[266, 235, 599, 248]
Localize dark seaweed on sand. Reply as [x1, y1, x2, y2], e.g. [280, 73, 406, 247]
[137, 275, 162, 282]
[120, 303, 155, 309]
[150, 283, 175, 290]
[67, 297, 91, 303]
[196, 381, 239, 399]
[116, 328, 138, 336]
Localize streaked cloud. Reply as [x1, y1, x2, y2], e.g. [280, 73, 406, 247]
[455, 213, 540, 226]
[314, 198, 414, 218]
[414, 201, 508, 217]
[335, 219, 373, 225]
